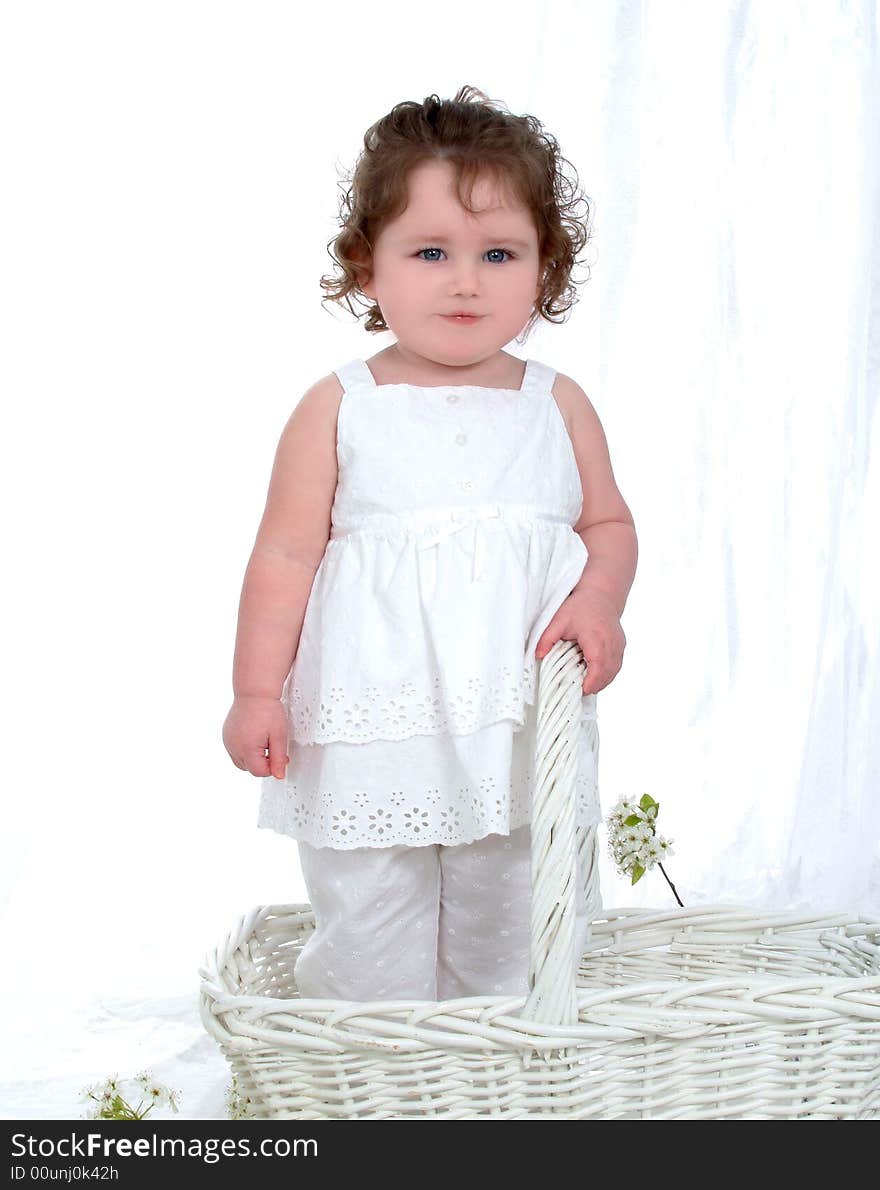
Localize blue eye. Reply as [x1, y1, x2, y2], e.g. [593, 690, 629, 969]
[415, 247, 516, 263]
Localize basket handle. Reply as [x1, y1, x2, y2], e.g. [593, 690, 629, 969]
[519, 638, 587, 1028]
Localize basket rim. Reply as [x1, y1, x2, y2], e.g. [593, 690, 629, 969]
[199, 901, 880, 1015]
[221, 900, 880, 933]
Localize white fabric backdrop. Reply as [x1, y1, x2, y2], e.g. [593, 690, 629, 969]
[1, 0, 877, 1118]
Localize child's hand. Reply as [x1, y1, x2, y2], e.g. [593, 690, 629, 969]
[222, 696, 290, 779]
[534, 587, 626, 696]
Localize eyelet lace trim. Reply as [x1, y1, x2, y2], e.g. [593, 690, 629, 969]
[259, 720, 601, 849]
[287, 657, 597, 745]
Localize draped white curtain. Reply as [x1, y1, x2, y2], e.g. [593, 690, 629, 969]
[1, 0, 877, 1117]
[565, 0, 880, 917]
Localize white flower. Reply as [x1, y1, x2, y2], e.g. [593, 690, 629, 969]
[78, 1071, 181, 1120]
[605, 793, 678, 890]
[635, 843, 659, 869]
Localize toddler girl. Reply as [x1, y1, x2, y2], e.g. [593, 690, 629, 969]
[222, 85, 637, 1003]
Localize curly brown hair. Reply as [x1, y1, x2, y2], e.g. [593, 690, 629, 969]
[319, 85, 594, 342]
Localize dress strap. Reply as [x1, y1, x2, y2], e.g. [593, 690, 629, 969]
[520, 358, 557, 397]
[333, 358, 376, 395]
[335, 356, 555, 395]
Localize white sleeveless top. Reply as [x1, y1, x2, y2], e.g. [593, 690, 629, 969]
[258, 356, 600, 849]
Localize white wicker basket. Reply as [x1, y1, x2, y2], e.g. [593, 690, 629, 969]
[200, 640, 880, 1119]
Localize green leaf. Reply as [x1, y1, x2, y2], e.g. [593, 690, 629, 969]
[639, 794, 655, 811]
[624, 814, 641, 826]
[630, 863, 645, 884]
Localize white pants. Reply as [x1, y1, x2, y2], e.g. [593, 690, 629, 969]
[295, 824, 593, 1001]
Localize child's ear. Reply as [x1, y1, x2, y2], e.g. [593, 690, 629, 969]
[350, 249, 375, 299]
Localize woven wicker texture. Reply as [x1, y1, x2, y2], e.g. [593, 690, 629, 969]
[200, 640, 880, 1119]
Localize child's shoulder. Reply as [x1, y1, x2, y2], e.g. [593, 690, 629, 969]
[303, 370, 346, 404]
[282, 371, 346, 426]
[548, 370, 591, 438]
[272, 372, 346, 452]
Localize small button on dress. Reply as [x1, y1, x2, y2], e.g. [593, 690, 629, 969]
[257, 356, 601, 851]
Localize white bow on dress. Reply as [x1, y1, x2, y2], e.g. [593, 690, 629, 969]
[416, 506, 503, 582]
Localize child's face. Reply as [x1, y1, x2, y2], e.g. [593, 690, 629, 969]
[360, 160, 543, 363]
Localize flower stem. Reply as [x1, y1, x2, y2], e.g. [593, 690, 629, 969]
[659, 861, 684, 907]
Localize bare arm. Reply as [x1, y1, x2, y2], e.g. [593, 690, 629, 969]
[231, 375, 342, 700]
[553, 373, 638, 618]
